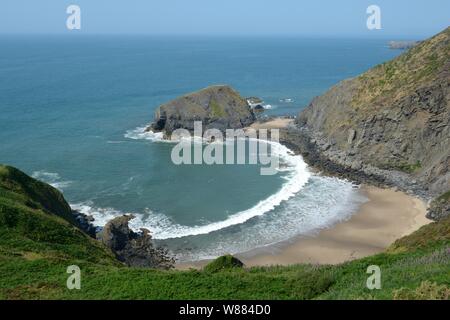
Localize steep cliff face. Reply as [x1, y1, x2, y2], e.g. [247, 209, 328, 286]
[297, 27, 450, 196]
[150, 85, 256, 135]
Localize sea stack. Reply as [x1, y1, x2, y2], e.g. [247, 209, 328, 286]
[149, 85, 256, 136]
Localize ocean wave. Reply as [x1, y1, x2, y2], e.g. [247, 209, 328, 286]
[124, 126, 167, 142]
[279, 98, 294, 103]
[72, 139, 311, 240]
[71, 202, 152, 231]
[125, 125, 229, 144]
[32, 171, 72, 191]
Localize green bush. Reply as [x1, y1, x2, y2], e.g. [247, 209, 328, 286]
[285, 268, 335, 299]
[393, 281, 450, 300]
[204, 255, 244, 273]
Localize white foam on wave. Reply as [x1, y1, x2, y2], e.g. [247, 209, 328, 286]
[124, 126, 166, 142]
[154, 140, 310, 239]
[32, 171, 72, 191]
[71, 202, 152, 231]
[73, 135, 312, 239]
[279, 98, 294, 103]
[125, 125, 228, 145]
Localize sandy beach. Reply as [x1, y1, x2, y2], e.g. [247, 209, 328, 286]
[177, 186, 430, 269]
[249, 118, 294, 130]
[240, 186, 429, 266]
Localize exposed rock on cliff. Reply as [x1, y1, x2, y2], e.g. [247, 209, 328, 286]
[150, 85, 256, 136]
[427, 191, 450, 221]
[98, 215, 175, 269]
[294, 27, 449, 198]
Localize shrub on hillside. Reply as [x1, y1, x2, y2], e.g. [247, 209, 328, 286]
[204, 255, 244, 273]
[393, 281, 450, 300]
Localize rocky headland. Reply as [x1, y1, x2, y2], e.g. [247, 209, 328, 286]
[280, 27, 449, 219]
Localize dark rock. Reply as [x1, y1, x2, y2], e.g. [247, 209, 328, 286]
[253, 104, 265, 113]
[427, 191, 450, 221]
[98, 215, 175, 269]
[72, 210, 98, 238]
[280, 126, 431, 199]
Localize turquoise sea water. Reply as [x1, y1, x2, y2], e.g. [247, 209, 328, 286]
[0, 36, 400, 260]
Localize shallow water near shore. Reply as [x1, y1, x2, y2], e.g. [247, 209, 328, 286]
[0, 36, 400, 261]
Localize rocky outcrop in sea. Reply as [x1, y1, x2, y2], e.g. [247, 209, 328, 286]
[149, 85, 256, 136]
[97, 215, 175, 269]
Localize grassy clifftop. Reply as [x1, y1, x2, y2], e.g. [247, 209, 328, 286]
[0, 165, 449, 299]
[0, 165, 73, 224]
[0, 165, 119, 267]
[352, 27, 449, 107]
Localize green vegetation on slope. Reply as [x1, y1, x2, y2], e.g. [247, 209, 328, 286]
[0, 165, 74, 224]
[209, 98, 226, 118]
[352, 27, 450, 108]
[437, 191, 450, 202]
[0, 165, 449, 300]
[0, 165, 119, 266]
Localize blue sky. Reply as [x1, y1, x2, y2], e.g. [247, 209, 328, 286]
[1, 0, 448, 37]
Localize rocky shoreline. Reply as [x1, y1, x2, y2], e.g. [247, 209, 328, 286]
[284, 27, 450, 221]
[280, 125, 432, 201]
